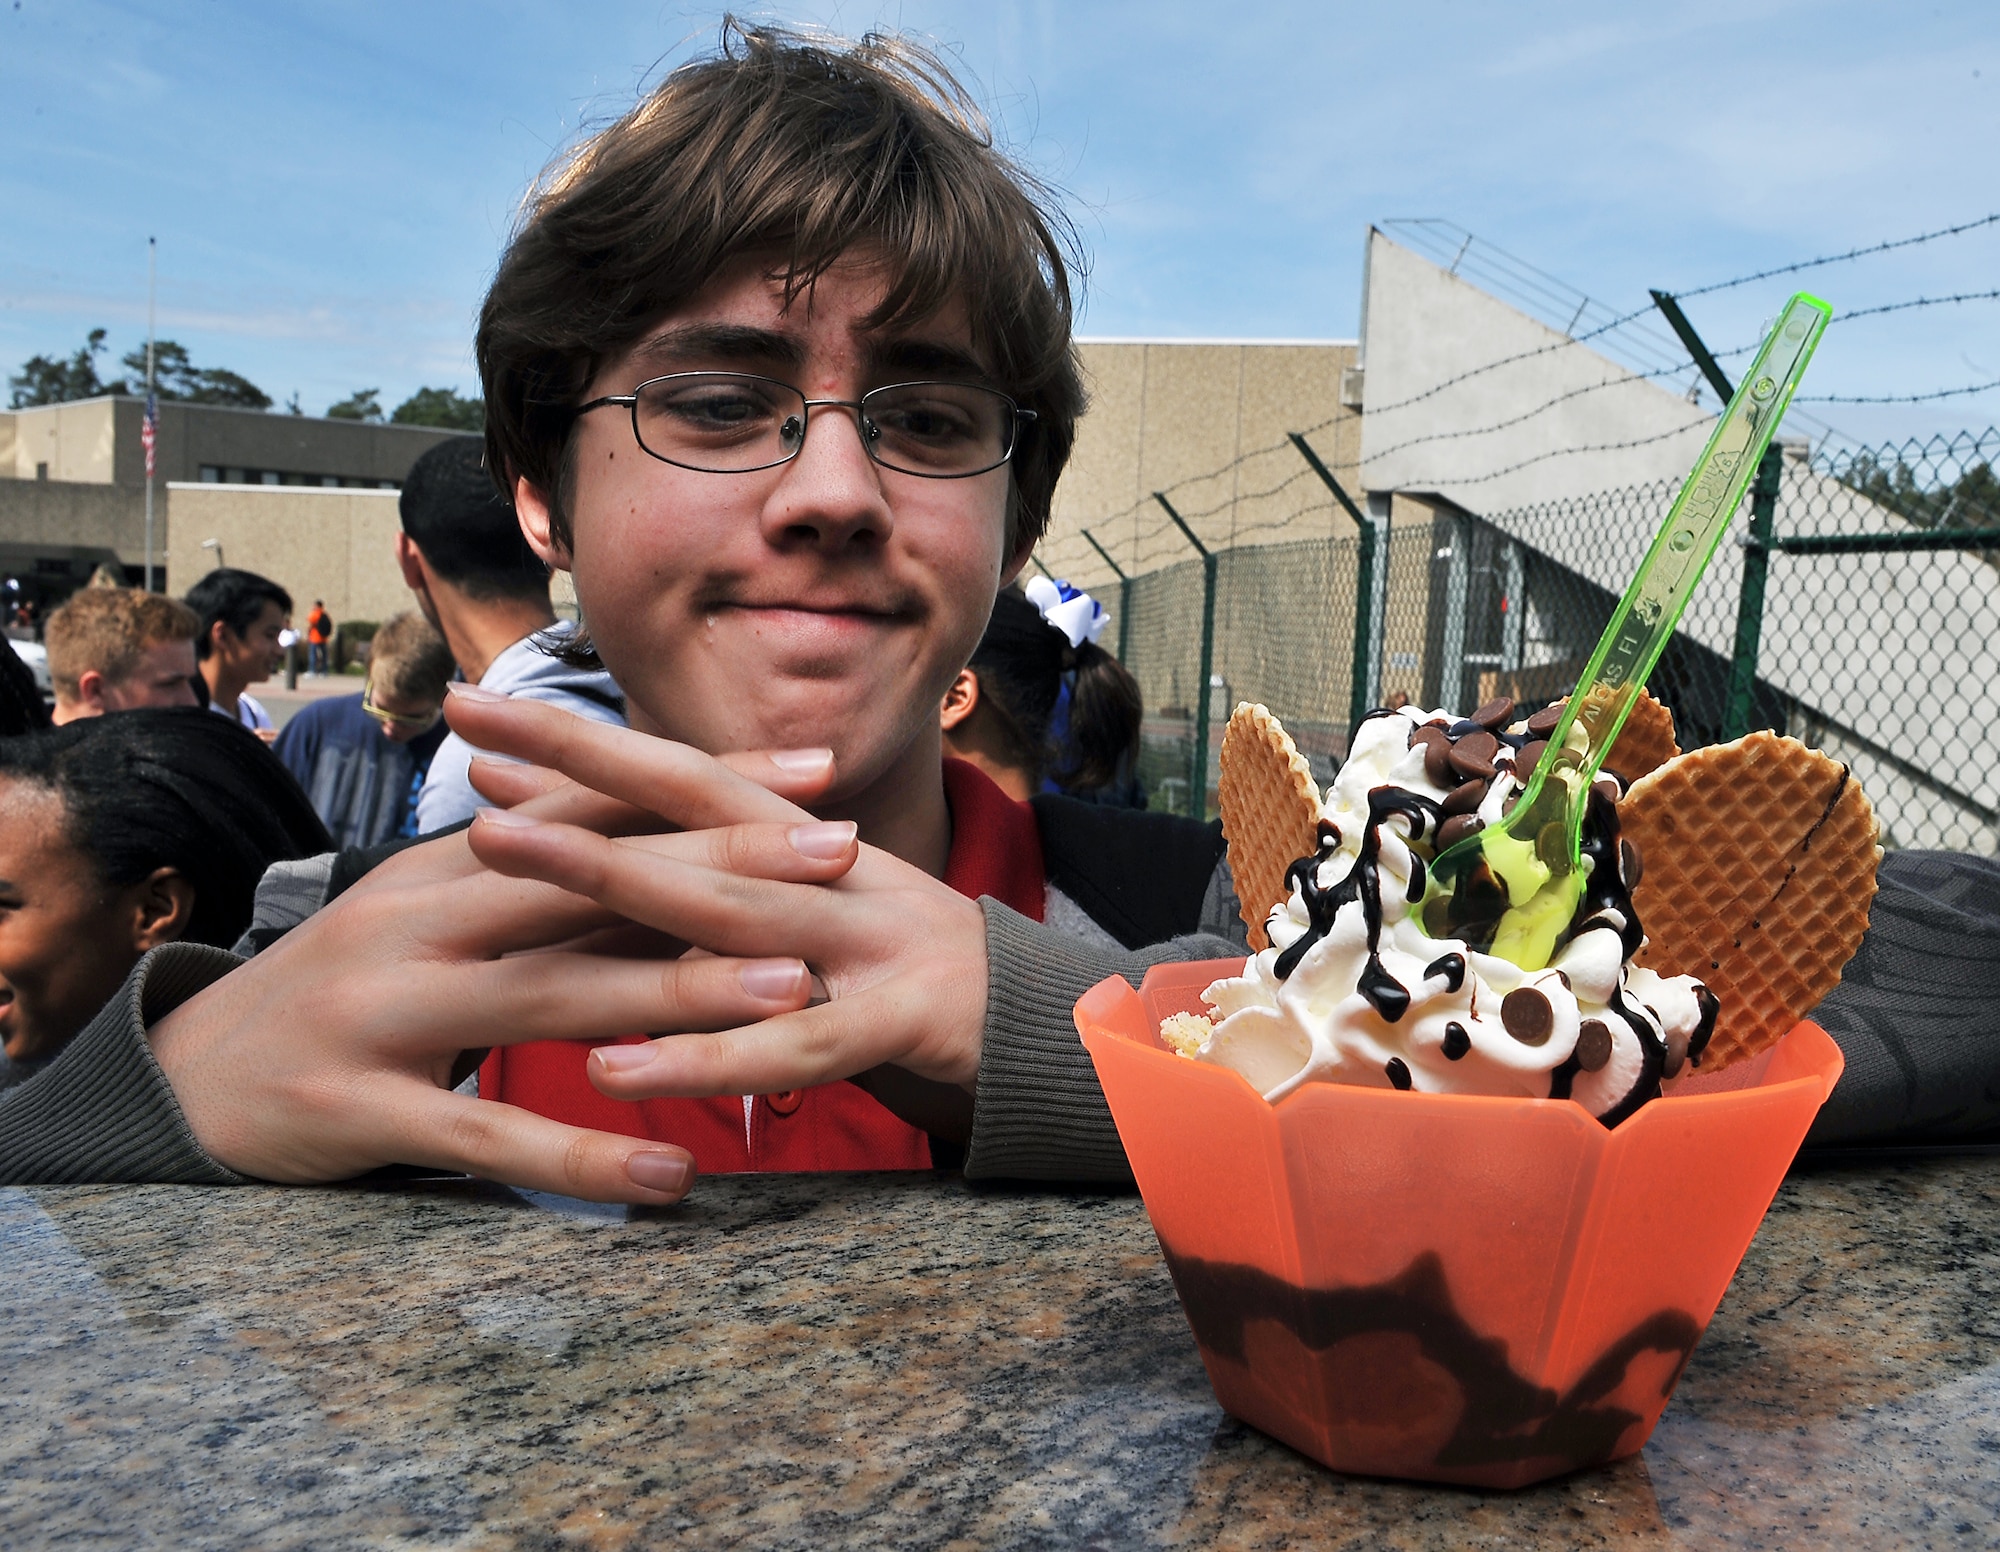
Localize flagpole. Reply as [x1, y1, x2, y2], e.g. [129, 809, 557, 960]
[144, 236, 157, 592]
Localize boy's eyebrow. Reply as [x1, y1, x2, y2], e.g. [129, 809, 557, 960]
[626, 323, 806, 376]
[866, 337, 991, 383]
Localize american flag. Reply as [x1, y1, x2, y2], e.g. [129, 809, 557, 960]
[141, 392, 158, 478]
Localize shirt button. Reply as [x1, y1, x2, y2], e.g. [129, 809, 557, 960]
[766, 1090, 803, 1116]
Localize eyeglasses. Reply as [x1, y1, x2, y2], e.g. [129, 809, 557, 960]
[574, 372, 1036, 479]
[362, 677, 442, 733]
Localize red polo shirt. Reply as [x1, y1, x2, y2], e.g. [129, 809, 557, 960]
[477, 758, 1045, 1172]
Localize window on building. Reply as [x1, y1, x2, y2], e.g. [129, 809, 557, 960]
[35, 462, 49, 481]
[259, 470, 280, 485]
[199, 465, 221, 482]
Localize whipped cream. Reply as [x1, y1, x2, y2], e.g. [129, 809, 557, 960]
[1172, 706, 1717, 1125]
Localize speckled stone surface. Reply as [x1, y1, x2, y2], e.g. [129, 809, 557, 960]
[1, 1159, 1995, 1550]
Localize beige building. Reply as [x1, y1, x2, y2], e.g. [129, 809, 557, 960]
[0, 395, 470, 489]
[0, 395, 473, 605]
[1038, 339, 1364, 585]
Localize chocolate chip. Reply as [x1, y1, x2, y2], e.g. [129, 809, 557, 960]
[1436, 812, 1484, 850]
[1409, 723, 1448, 752]
[1575, 1019, 1612, 1072]
[1526, 703, 1565, 736]
[1513, 739, 1549, 775]
[1441, 1021, 1471, 1060]
[1501, 986, 1554, 1046]
[1536, 821, 1571, 868]
[1441, 778, 1488, 816]
[1593, 775, 1623, 805]
[1620, 838, 1643, 888]
[1385, 1057, 1412, 1091]
[1470, 696, 1515, 731]
[1663, 1024, 1691, 1079]
[1447, 730, 1500, 778]
[1423, 736, 1455, 786]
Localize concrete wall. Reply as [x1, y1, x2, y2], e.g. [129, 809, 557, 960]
[0, 399, 122, 484]
[165, 484, 413, 625]
[1358, 228, 1711, 512]
[0, 478, 154, 590]
[0, 397, 474, 488]
[1037, 339, 1363, 593]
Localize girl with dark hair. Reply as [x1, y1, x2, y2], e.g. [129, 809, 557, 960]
[941, 581, 1145, 804]
[0, 709, 329, 1084]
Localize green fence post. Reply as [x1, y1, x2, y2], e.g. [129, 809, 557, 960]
[1723, 444, 1783, 740]
[1648, 289, 1782, 745]
[1080, 528, 1132, 663]
[1288, 432, 1378, 733]
[1155, 493, 1215, 819]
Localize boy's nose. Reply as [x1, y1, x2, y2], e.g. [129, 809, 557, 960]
[759, 400, 894, 550]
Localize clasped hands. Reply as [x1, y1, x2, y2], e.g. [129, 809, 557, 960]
[148, 686, 990, 1204]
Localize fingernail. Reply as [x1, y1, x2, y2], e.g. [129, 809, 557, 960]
[789, 820, 857, 859]
[474, 805, 542, 829]
[739, 959, 809, 1000]
[448, 681, 506, 703]
[625, 1151, 692, 1194]
[592, 1043, 659, 1073]
[768, 748, 834, 774]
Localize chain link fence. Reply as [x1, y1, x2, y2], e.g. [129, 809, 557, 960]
[1109, 429, 2000, 855]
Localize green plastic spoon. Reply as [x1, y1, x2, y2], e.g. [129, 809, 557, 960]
[1427, 290, 1831, 969]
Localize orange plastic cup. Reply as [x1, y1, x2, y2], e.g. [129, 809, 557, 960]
[1077, 958, 1844, 1489]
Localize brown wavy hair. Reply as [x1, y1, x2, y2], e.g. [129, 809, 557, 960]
[477, 19, 1085, 564]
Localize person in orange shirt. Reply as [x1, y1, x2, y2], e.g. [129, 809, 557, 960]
[304, 600, 333, 676]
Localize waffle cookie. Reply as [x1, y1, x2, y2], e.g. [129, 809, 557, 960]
[1219, 703, 1322, 952]
[1623, 731, 1881, 1072]
[1533, 688, 1681, 785]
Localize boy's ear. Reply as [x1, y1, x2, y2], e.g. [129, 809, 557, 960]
[513, 478, 573, 571]
[940, 669, 981, 732]
[74, 668, 110, 714]
[393, 532, 429, 592]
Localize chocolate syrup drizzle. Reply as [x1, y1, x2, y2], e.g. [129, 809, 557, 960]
[1267, 750, 1714, 1125]
[1273, 786, 1445, 1024]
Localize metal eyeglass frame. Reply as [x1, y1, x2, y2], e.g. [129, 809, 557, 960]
[573, 371, 1037, 479]
[361, 675, 443, 732]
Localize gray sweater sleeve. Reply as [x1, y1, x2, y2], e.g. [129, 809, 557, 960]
[0, 943, 247, 1185]
[965, 899, 1241, 1182]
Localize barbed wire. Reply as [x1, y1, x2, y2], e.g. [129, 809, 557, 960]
[1386, 418, 1711, 488]
[1798, 379, 2000, 404]
[1050, 215, 2000, 579]
[1836, 288, 2000, 323]
[1360, 306, 1654, 419]
[1674, 212, 2000, 300]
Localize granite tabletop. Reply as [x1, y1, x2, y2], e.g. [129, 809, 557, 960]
[1, 1157, 1995, 1551]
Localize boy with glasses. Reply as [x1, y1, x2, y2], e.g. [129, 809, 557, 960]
[8, 24, 1247, 1193]
[274, 611, 456, 848]
[6, 22, 1998, 1195]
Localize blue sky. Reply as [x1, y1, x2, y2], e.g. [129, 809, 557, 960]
[3, 0, 1996, 449]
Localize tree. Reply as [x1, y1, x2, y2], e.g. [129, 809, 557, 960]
[8, 328, 128, 407]
[391, 385, 484, 431]
[119, 340, 271, 409]
[326, 388, 384, 422]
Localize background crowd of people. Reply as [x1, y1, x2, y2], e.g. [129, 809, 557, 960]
[0, 430, 1150, 1094]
